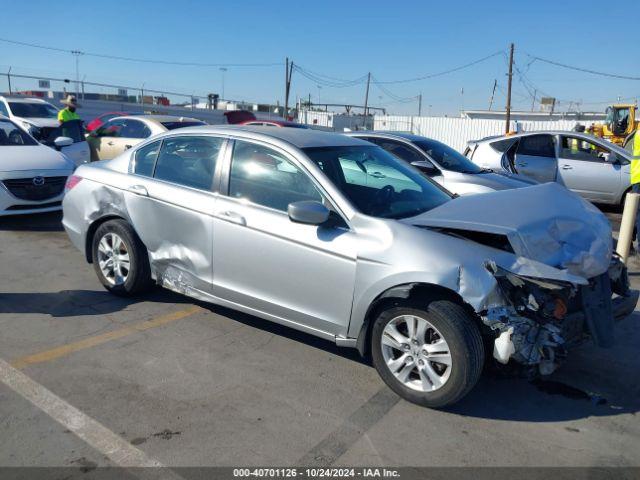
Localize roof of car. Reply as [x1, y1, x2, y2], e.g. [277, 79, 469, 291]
[242, 119, 308, 128]
[0, 96, 50, 103]
[115, 114, 203, 123]
[346, 130, 432, 142]
[165, 125, 371, 148]
[475, 130, 630, 156]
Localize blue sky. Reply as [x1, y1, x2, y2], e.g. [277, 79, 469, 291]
[0, 0, 636, 115]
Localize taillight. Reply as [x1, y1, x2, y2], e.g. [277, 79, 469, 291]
[65, 175, 82, 191]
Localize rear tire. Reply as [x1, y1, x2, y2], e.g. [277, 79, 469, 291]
[371, 300, 484, 408]
[91, 219, 153, 296]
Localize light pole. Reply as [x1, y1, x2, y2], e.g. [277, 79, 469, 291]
[220, 67, 228, 100]
[71, 50, 84, 98]
[317, 85, 322, 105]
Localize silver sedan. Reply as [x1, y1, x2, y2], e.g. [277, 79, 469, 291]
[346, 131, 535, 196]
[62, 126, 637, 407]
[466, 131, 632, 205]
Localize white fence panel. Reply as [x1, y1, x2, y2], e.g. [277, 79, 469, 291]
[374, 116, 581, 152]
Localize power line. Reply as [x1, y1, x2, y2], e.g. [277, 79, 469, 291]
[292, 65, 368, 88]
[526, 53, 640, 81]
[372, 51, 504, 84]
[371, 76, 418, 103]
[0, 37, 282, 68]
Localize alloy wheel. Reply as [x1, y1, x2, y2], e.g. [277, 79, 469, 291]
[97, 232, 130, 285]
[381, 314, 452, 392]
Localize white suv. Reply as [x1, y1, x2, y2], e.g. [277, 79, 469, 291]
[0, 96, 90, 166]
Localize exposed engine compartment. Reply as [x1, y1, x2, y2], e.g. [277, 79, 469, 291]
[481, 256, 636, 375]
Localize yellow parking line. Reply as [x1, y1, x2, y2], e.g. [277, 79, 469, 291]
[10, 305, 203, 370]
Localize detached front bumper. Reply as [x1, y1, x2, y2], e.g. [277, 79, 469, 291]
[484, 257, 638, 372]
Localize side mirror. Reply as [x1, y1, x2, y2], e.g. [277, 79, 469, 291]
[288, 201, 330, 225]
[53, 136, 73, 149]
[411, 160, 439, 176]
[603, 152, 619, 163]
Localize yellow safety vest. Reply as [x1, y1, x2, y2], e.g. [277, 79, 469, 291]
[58, 108, 80, 124]
[631, 132, 640, 185]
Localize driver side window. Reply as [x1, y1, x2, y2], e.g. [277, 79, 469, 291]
[228, 140, 323, 211]
[96, 120, 124, 138]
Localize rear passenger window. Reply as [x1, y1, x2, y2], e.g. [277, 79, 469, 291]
[516, 135, 555, 158]
[134, 141, 160, 177]
[154, 136, 222, 190]
[375, 139, 425, 164]
[490, 138, 518, 153]
[228, 140, 322, 211]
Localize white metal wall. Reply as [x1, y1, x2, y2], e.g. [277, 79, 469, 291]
[374, 116, 580, 151]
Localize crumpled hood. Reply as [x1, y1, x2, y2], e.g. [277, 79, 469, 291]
[404, 182, 612, 281]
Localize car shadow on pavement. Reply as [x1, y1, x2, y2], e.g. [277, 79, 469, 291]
[198, 302, 367, 365]
[0, 288, 190, 317]
[0, 211, 64, 232]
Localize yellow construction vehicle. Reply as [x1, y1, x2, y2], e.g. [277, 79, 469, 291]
[589, 104, 638, 148]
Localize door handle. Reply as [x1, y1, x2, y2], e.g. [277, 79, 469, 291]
[215, 210, 246, 226]
[561, 165, 573, 170]
[517, 162, 528, 167]
[128, 185, 149, 196]
[107, 141, 115, 146]
[369, 171, 386, 179]
[124, 144, 132, 150]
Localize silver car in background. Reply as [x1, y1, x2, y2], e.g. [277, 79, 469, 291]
[62, 126, 637, 408]
[346, 131, 535, 196]
[466, 131, 632, 205]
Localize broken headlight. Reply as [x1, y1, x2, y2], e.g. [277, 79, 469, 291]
[485, 261, 577, 322]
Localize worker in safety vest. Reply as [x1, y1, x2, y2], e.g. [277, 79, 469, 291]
[631, 131, 640, 248]
[58, 95, 81, 124]
[571, 124, 585, 153]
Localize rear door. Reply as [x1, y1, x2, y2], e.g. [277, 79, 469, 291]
[557, 135, 622, 203]
[123, 135, 225, 292]
[513, 134, 558, 182]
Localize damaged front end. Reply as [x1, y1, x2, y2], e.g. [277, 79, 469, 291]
[482, 256, 638, 375]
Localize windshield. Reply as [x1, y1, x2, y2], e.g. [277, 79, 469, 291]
[304, 145, 451, 219]
[161, 121, 206, 130]
[413, 139, 482, 174]
[0, 119, 38, 146]
[8, 101, 59, 119]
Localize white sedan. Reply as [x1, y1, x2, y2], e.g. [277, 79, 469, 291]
[0, 117, 75, 216]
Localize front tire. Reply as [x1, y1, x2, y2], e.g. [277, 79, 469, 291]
[91, 219, 153, 296]
[371, 300, 484, 408]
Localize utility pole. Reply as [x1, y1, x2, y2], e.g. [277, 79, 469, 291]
[284, 58, 293, 120]
[7, 67, 11, 94]
[488, 79, 497, 110]
[505, 43, 514, 134]
[363, 72, 371, 126]
[418, 93, 422, 116]
[531, 89, 537, 112]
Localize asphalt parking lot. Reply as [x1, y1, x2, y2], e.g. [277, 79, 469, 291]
[1, 210, 639, 472]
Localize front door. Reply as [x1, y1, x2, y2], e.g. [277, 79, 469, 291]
[557, 135, 623, 203]
[89, 118, 150, 161]
[123, 135, 224, 292]
[513, 134, 558, 183]
[212, 139, 357, 337]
